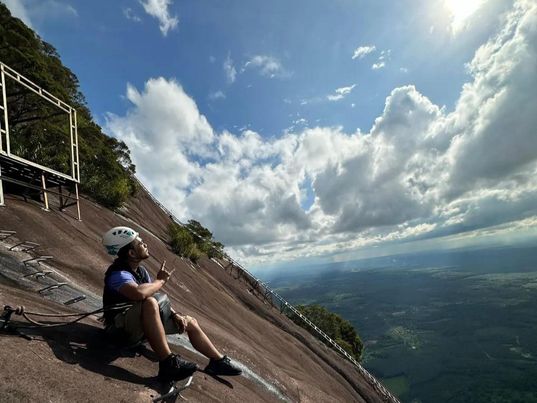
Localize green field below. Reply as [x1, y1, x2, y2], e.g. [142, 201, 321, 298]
[264, 246, 537, 402]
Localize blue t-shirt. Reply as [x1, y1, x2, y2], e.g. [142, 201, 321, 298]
[106, 269, 152, 293]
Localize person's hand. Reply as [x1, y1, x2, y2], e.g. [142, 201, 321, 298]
[157, 260, 175, 283]
[173, 313, 188, 334]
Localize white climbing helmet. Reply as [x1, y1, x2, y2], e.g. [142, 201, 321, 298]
[102, 226, 139, 256]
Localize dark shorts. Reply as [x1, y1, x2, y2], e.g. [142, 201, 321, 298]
[107, 301, 183, 345]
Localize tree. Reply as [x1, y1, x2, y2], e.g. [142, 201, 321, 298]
[208, 241, 225, 259]
[168, 223, 195, 257]
[0, 3, 136, 208]
[185, 220, 224, 258]
[288, 304, 364, 361]
[186, 220, 213, 241]
[168, 221, 226, 263]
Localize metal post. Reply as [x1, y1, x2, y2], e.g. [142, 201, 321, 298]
[74, 110, 79, 182]
[58, 185, 63, 210]
[1, 64, 10, 154]
[75, 182, 81, 221]
[69, 109, 75, 179]
[0, 163, 4, 206]
[41, 173, 49, 211]
[0, 67, 3, 154]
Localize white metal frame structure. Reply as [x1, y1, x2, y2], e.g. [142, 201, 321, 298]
[0, 62, 80, 220]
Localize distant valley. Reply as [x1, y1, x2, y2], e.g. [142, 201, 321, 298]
[259, 245, 537, 402]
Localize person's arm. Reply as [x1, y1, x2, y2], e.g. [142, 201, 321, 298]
[118, 279, 166, 301]
[118, 260, 175, 301]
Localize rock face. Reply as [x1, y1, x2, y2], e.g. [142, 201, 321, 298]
[0, 188, 384, 402]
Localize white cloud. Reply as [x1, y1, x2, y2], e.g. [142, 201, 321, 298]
[223, 54, 237, 83]
[243, 55, 287, 78]
[106, 0, 537, 266]
[223, 54, 290, 88]
[327, 84, 356, 101]
[352, 45, 376, 60]
[371, 62, 385, 70]
[446, 0, 486, 34]
[446, 0, 537, 195]
[3, 0, 78, 28]
[317, 85, 442, 233]
[285, 117, 308, 134]
[3, 0, 33, 26]
[105, 77, 214, 210]
[123, 7, 141, 22]
[209, 90, 226, 101]
[140, 0, 178, 36]
[371, 49, 391, 70]
[299, 96, 323, 106]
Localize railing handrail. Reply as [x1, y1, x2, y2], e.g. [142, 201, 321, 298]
[133, 176, 400, 403]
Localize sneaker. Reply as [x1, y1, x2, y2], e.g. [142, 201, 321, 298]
[158, 354, 198, 382]
[204, 355, 242, 376]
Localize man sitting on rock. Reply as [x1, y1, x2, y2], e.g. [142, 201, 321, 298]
[102, 226, 242, 382]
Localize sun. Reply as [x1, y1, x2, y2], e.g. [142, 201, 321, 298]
[445, 0, 485, 33]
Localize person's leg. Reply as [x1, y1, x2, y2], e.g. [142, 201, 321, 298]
[180, 315, 223, 360]
[171, 313, 242, 376]
[141, 297, 172, 360]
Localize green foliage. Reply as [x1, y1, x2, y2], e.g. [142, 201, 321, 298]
[208, 241, 225, 259]
[0, 4, 136, 208]
[168, 223, 195, 257]
[288, 304, 364, 361]
[186, 220, 225, 259]
[168, 220, 225, 263]
[186, 220, 213, 240]
[189, 245, 203, 264]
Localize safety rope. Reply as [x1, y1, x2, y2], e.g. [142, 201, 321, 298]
[1, 303, 133, 329]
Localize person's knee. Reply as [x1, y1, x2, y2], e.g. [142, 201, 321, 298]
[185, 315, 198, 331]
[142, 296, 159, 314]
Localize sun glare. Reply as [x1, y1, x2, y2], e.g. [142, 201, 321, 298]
[445, 0, 485, 33]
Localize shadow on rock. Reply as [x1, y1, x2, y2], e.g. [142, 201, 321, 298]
[2, 320, 239, 395]
[3, 320, 160, 389]
[200, 370, 234, 389]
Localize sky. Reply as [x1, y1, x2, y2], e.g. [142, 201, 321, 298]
[3, 0, 537, 270]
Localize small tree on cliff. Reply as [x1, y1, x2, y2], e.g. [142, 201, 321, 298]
[168, 220, 225, 263]
[288, 304, 364, 361]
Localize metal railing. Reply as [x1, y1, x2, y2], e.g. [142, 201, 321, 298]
[133, 176, 400, 402]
